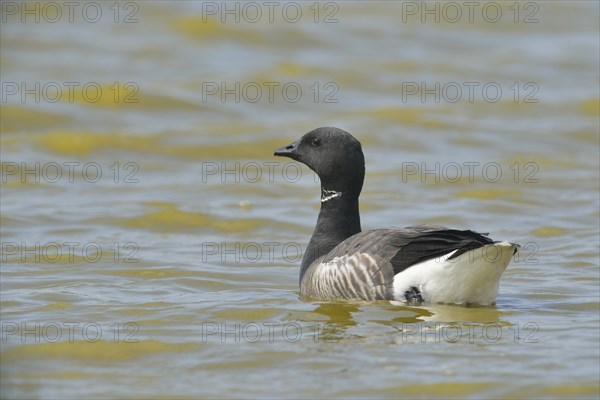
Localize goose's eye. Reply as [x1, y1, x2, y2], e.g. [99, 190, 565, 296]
[311, 137, 321, 147]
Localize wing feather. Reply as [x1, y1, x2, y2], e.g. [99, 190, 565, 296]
[323, 225, 493, 276]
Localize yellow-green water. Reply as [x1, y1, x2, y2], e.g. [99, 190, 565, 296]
[1, 1, 599, 399]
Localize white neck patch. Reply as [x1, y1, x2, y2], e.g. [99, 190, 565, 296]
[321, 189, 342, 203]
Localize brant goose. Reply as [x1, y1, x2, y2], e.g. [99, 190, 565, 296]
[274, 127, 518, 306]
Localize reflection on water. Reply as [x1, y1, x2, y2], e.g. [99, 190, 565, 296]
[1, 1, 599, 399]
[305, 300, 505, 342]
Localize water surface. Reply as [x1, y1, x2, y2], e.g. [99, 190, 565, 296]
[1, 1, 599, 399]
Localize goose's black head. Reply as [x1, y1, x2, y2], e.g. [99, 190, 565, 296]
[274, 127, 365, 196]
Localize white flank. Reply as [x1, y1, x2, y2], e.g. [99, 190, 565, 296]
[392, 241, 517, 306]
[303, 253, 384, 300]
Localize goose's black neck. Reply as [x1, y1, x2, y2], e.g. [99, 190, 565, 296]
[300, 188, 361, 281]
